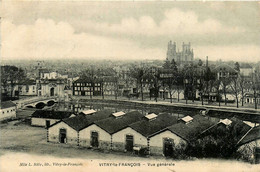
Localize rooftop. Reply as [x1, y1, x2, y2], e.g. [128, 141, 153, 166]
[0, 101, 16, 109]
[52, 109, 114, 131]
[237, 126, 260, 146]
[130, 113, 178, 137]
[31, 110, 72, 119]
[167, 115, 217, 142]
[94, 111, 144, 134]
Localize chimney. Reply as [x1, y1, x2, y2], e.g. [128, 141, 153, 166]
[206, 56, 208, 68]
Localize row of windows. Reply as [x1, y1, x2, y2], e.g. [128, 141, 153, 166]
[74, 91, 92, 96]
[2, 108, 15, 115]
[75, 87, 101, 91]
[76, 83, 101, 86]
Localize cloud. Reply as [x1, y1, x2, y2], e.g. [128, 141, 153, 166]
[194, 45, 260, 62]
[1, 16, 258, 62]
[83, 8, 244, 36]
[1, 19, 164, 60]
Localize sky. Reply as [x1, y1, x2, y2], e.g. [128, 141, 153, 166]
[1, 1, 260, 62]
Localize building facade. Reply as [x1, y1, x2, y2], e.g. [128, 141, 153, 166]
[0, 101, 16, 121]
[73, 78, 102, 96]
[166, 41, 194, 64]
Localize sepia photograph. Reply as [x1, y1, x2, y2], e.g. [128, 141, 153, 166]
[0, 1, 260, 171]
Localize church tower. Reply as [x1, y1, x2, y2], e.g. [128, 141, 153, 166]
[166, 40, 176, 62]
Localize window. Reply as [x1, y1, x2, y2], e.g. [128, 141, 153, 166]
[2, 111, 4, 114]
[26, 85, 29, 92]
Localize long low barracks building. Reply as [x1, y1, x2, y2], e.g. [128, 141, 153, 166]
[46, 109, 257, 157]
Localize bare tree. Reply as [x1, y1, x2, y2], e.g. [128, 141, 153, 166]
[129, 65, 147, 101]
[239, 75, 249, 107]
[214, 79, 222, 107]
[220, 78, 230, 105]
[251, 71, 260, 109]
[230, 77, 240, 108]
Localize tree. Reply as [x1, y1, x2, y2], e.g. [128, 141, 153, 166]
[198, 67, 215, 105]
[183, 64, 197, 104]
[251, 71, 260, 109]
[129, 65, 147, 101]
[238, 75, 249, 107]
[174, 71, 184, 102]
[163, 69, 177, 103]
[213, 79, 222, 106]
[163, 59, 171, 69]
[170, 59, 178, 71]
[198, 59, 203, 66]
[234, 62, 240, 72]
[220, 78, 231, 105]
[230, 77, 240, 108]
[1, 65, 26, 99]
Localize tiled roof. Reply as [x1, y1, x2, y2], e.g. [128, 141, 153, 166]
[31, 110, 72, 119]
[94, 111, 144, 134]
[202, 117, 252, 143]
[130, 113, 178, 137]
[167, 115, 217, 142]
[240, 63, 253, 69]
[75, 77, 103, 83]
[229, 117, 252, 142]
[212, 64, 238, 73]
[0, 101, 16, 109]
[61, 109, 113, 131]
[237, 126, 260, 146]
[18, 79, 36, 85]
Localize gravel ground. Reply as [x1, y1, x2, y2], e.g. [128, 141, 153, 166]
[0, 121, 165, 160]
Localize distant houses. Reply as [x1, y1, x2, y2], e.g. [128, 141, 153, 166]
[0, 101, 16, 121]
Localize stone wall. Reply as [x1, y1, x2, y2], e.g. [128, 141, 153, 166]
[48, 134, 78, 145]
[79, 138, 91, 147]
[100, 140, 111, 150]
[112, 142, 125, 151]
[150, 146, 164, 156]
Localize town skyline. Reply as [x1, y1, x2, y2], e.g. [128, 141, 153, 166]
[1, 1, 260, 62]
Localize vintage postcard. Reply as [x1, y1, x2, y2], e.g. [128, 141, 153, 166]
[1, 1, 260, 172]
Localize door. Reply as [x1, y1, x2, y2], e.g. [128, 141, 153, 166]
[81, 91, 85, 96]
[59, 129, 67, 143]
[163, 138, 174, 157]
[45, 120, 50, 128]
[50, 88, 55, 96]
[255, 148, 260, 164]
[125, 135, 134, 151]
[91, 131, 99, 147]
